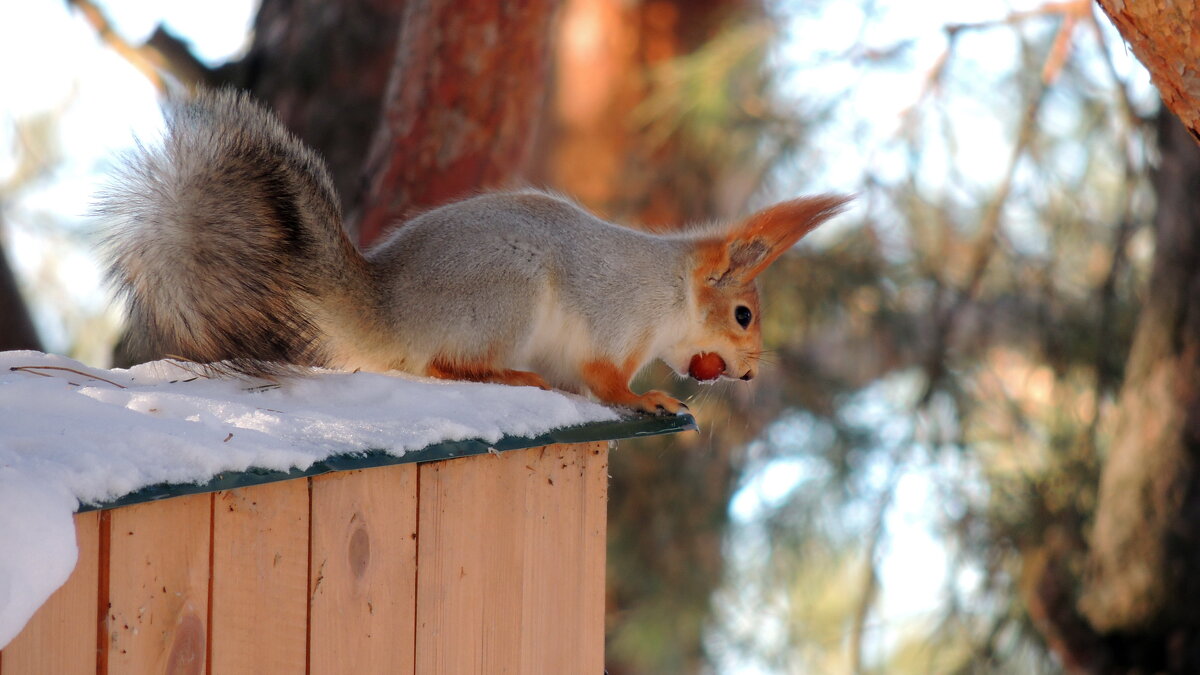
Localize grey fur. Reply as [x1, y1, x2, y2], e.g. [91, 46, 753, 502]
[367, 191, 691, 376]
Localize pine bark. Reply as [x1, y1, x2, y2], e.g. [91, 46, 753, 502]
[355, 0, 562, 244]
[1095, 1, 1200, 143]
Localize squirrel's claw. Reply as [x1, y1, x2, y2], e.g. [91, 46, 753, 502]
[631, 390, 687, 416]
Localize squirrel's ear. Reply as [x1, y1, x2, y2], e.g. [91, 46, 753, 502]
[701, 195, 851, 286]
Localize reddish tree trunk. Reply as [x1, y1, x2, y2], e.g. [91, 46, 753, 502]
[228, 0, 563, 247]
[1095, 1, 1200, 142]
[355, 0, 563, 245]
[535, 0, 753, 226]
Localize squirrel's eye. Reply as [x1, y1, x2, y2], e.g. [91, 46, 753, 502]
[735, 305, 752, 328]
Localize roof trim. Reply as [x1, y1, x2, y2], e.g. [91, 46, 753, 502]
[78, 412, 697, 512]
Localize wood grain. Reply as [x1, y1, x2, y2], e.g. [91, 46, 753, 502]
[519, 441, 608, 673]
[0, 511, 101, 675]
[415, 442, 609, 674]
[104, 493, 211, 675]
[208, 481, 309, 674]
[309, 465, 419, 674]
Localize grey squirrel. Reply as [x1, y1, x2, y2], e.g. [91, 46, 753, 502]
[99, 89, 849, 414]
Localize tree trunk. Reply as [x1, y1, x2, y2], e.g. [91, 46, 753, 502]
[355, 0, 562, 244]
[1095, 1, 1200, 143]
[1072, 108, 1200, 670]
[1027, 107, 1200, 675]
[0, 238, 41, 351]
[1010, 6, 1200, 671]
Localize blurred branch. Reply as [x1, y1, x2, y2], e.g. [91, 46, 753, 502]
[1086, 8, 1142, 129]
[1039, 0, 1092, 83]
[1080, 10, 1150, 441]
[4, 109, 64, 193]
[944, 0, 1090, 37]
[1088, 168, 1138, 399]
[67, 0, 212, 93]
[905, 1, 1090, 121]
[849, 477, 895, 674]
[920, 78, 1048, 403]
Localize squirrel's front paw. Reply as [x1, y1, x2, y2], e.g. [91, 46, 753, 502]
[632, 390, 688, 415]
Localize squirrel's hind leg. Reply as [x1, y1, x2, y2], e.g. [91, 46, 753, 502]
[426, 357, 552, 390]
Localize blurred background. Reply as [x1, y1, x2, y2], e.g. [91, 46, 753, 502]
[3, 1, 1195, 673]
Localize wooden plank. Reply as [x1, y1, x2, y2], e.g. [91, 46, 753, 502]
[415, 452, 522, 675]
[104, 493, 211, 675]
[208, 481, 309, 674]
[519, 441, 608, 673]
[309, 464, 419, 675]
[1, 511, 101, 675]
[415, 442, 609, 674]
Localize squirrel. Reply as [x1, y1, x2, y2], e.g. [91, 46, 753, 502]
[98, 89, 850, 415]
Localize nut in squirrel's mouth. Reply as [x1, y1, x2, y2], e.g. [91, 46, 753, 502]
[687, 352, 726, 382]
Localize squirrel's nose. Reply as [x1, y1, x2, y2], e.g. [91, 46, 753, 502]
[740, 371, 754, 381]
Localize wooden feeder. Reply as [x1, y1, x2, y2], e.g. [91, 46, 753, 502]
[0, 415, 692, 674]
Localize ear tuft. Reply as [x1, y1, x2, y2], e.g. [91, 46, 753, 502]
[722, 194, 852, 283]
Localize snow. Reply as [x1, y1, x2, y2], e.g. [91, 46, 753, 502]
[0, 350, 620, 649]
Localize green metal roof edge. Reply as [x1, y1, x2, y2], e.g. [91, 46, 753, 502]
[77, 412, 696, 513]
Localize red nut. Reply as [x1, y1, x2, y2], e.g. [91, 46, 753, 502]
[688, 352, 726, 381]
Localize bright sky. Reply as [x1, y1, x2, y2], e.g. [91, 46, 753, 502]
[0, 1, 255, 360]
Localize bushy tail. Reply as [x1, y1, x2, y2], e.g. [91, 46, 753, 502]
[98, 89, 368, 375]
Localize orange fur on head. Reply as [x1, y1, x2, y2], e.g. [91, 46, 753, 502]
[681, 194, 851, 385]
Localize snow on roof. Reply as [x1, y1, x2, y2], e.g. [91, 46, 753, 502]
[0, 349, 619, 649]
